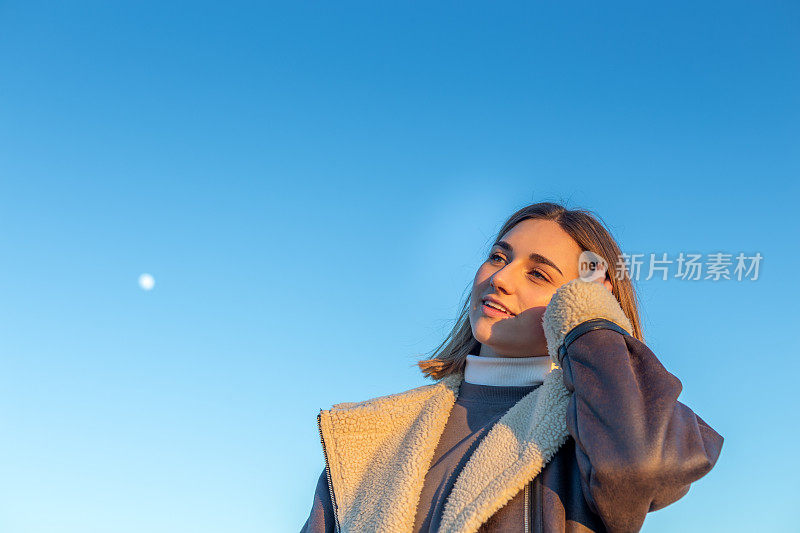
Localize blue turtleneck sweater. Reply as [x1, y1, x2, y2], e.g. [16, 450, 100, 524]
[411, 354, 549, 532]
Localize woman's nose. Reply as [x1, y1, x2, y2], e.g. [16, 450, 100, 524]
[490, 270, 511, 294]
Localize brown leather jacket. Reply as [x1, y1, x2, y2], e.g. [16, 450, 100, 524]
[300, 279, 724, 532]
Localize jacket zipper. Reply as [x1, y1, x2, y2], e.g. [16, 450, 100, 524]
[524, 482, 530, 533]
[317, 410, 341, 533]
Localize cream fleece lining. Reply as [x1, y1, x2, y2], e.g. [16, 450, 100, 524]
[317, 278, 634, 533]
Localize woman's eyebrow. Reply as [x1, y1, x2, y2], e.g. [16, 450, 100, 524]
[493, 240, 564, 276]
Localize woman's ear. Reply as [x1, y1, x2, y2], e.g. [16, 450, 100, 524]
[602, 276, 613, 293]
[590, 273, 614, 293]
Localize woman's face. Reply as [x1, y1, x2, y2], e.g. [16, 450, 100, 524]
[469, 218, 587, 358]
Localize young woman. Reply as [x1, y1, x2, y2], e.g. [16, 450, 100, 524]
[300, 202, 724, 533]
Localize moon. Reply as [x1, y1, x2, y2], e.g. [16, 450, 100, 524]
[138, 273, 155, 291]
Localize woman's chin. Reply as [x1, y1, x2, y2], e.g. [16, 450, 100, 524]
[474, 325, 516, 345]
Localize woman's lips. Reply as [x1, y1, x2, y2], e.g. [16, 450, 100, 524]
[481, 303, 515, 318]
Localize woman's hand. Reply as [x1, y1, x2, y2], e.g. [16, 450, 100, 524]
[542, 277, 634, 365]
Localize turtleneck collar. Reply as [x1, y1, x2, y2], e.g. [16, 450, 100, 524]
[463, 353, 554, 386]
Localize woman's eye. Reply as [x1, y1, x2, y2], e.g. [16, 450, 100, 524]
[529, 270, 547, 281]
[489, 254, 547, 282]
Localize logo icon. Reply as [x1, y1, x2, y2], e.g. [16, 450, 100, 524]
[578, 251, 608, 282]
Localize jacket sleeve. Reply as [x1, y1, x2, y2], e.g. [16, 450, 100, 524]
[542, 279, 724, 533]
[299, 468, 336, 533]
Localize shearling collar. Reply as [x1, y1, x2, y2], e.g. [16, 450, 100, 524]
[318, 368, 572, 533]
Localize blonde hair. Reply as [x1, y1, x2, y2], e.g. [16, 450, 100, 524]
[416, 201, 645, 381]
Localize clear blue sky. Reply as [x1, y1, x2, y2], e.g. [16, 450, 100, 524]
[0, 1, 797, 531]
